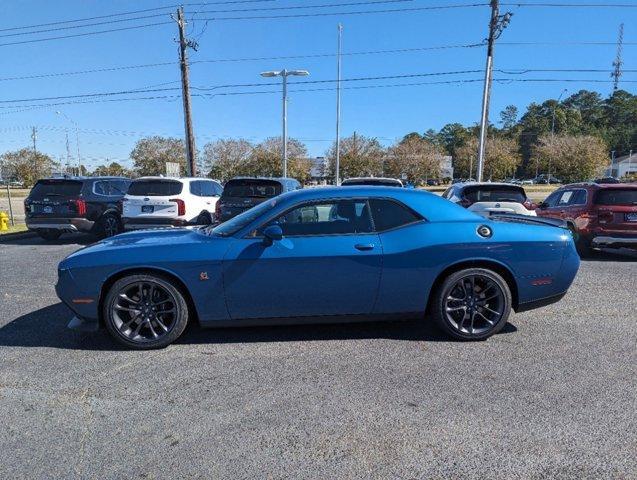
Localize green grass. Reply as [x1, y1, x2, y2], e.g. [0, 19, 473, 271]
[0, 188, 29, 199]
[0, 223, 28, 235]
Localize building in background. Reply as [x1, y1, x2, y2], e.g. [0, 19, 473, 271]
[309, 157, 329, 184]
[605, 153, 637, 178]
[440, 155, 454, 180]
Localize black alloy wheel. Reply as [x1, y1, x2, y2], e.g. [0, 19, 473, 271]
[432, 268, 511, 340]
[104, 274, 189, 349]
[97, 213, 120, 239]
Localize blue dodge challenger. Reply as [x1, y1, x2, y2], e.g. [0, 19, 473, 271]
[56, 187, 580, 349]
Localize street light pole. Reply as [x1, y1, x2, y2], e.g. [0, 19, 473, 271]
[335, 23, 343, 186]
[549, 88, 568, 181]
[261, 69, 309, 178]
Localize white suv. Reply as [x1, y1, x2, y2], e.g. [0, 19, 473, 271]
[122, 177, 223, 230]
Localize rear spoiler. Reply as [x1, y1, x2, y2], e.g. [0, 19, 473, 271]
[489, 213, 568, 229]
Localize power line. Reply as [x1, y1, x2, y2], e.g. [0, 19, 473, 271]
[0, 43, 484, 82]
[0, 0, 274, 33]
[501, 2, 637, 8]
[0, 21, 173, 48]
[2, 77, 636, 114]
[2, 67, 637, 104]
[0, 0, 411, 38]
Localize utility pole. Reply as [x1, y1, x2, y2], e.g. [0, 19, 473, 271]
[476, 0, 512, 182]
[335, 23, 343, 186]
[611, 23, 624, 91]
[31, 127, 38, 181]
[65, 132, 71, 174]
[175, 6, 197, 176]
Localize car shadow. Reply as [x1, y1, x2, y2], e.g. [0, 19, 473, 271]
[582, 248, 637, 262]
[0, 303, 517, 351]
[0, 233, 95, 246]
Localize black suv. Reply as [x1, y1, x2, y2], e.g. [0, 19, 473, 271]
[216, 177, 302, 222]
[25, 176, 131, 241]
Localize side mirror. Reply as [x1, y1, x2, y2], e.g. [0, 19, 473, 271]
[538, 201, 548, 210]
[262, 224, 283, 246]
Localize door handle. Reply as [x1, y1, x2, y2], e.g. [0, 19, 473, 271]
[354, 243, 375, 251]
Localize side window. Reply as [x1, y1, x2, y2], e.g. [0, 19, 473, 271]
[557, 190, 574, 206]
[109, 180, 126, 196]
[190, 181, 202, 197]
[94, 181, 108, 196]
[214, 182, 223, 195]
[200, 181, 216, 197]
[571, 189, 587, 205]
[369, 199, 422, 231]
[543, 191, 561, 207]
[267, 200, 372, 236]
[442, 187, 452, 199]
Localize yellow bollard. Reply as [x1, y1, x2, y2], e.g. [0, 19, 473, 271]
[0, 212, 8, 231]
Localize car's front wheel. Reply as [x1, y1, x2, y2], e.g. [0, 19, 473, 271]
[432, 268, 512, 340]
[103, 274, 189, 349]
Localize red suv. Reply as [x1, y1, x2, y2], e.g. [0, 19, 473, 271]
[536, 182, 637, 254]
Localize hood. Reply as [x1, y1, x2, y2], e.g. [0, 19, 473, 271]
[63, 227, 217, 263]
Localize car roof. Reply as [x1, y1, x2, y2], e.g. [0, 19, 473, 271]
[567, 182, 637, 189]
[40, 176, 129, 182]
[454, 182, 524, 189]
[269, 186, 480, 223]
[132, 176, 219, 183]
[342, 177, 403, 183]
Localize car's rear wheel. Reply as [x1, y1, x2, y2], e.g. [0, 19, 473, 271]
[37, 229, 62, 241]
[95, 213, 120, 239]
[103, 274, 189, 349]
[432, 268, 511, 340]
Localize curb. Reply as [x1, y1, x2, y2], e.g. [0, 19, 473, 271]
[0, 230, 37, 242]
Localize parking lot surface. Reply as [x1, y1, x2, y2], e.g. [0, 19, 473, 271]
[0, 235, 635, 479]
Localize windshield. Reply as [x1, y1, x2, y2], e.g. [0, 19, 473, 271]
[463, 186, 526, 203]
[209, 197, 279, 237]
[595, 188, 637, 205]
[30, 180, 82, 198]
[128, 180, 183, 196]
[222, 179, 282, 198]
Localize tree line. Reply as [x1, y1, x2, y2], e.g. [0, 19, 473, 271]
[1, 89, 634, 187]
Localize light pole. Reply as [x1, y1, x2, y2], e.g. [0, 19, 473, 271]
[549, 88, 568, 181]
[260, 69, 309, 178]
[56, 110, 82, 175]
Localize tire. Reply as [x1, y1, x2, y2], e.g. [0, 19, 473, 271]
[431, 268, 512, 341]
[103, 274, 190, 349]
[196, 212, 213, 226]
[568, 225, 594, 258]
[95, 213, 121, 239]
[37, 229, 62, 241]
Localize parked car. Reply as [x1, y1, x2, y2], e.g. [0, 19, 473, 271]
[121, 177, 222, 230]
[536, 182, 637, 254]
[56, 186, 580, 349]
[426, 179, 440, 186]
[533, 174, 561, 185]
[341, 177, 404, 187]
[216, 177, 301, 222]
[24, 176, 131, 241]
[593, 177, 620, 184]
[442, 182, 537, 217]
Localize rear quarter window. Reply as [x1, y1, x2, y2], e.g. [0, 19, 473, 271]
[128, 180, 183, 196]
[595, 189, 637, 205]
[369, 199, 422, 231]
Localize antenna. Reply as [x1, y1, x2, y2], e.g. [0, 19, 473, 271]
[611, 23, 624, 91]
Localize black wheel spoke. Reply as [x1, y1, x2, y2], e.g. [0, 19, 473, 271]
[111, 281, 177, 344]
[444, 274, 504, 336]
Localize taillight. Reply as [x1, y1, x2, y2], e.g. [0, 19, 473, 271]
[215, 201, 222, 215]
[598, 210, 614, 224]
[71, 199, 87, 216]
[170, 198, 186, 216]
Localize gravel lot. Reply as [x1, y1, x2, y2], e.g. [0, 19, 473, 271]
[0, 235, 635, 479]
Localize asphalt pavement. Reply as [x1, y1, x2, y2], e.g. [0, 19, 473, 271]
[0, 234, 635, 479]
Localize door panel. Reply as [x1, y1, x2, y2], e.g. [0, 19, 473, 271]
[222, 235, 382, 319]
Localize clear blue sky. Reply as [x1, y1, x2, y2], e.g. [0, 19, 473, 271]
[0, 0, 635, 169]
